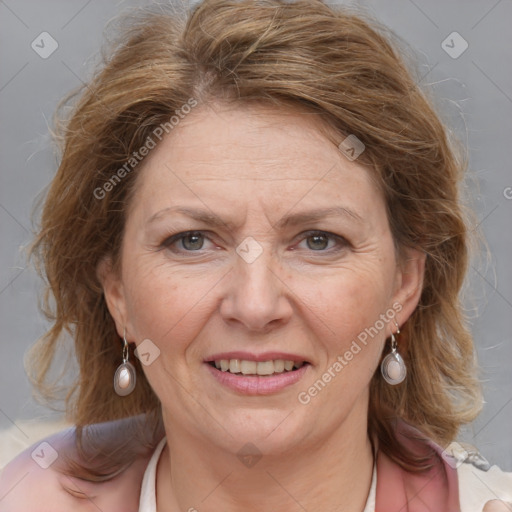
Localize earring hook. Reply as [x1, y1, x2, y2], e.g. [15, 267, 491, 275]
[122, 328, 129, 363]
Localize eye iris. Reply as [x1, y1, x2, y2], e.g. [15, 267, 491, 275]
[182, 232, 204, 250]
[307, 234, 328, 250]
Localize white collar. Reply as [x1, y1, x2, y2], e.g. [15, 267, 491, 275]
[138, 436, 166, 512]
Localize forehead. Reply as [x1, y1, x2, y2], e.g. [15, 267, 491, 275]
[130, 102, 383, 218]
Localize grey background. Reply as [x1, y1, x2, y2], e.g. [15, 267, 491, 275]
[0, 0, 511, 470]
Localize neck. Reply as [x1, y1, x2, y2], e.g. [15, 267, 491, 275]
[156, 410, 375, 512]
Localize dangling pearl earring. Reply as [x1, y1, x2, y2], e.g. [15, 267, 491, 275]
[114, 328, 136, 396]
[380, 321, 407, 385]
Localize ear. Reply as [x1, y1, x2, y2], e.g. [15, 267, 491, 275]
[391, 247, 426, 327]
[96, 256, 128, 339]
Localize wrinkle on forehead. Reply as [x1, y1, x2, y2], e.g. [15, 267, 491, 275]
[129, 101, 384, 233]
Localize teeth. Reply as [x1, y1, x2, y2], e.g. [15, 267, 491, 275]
[274, 359, 285, 372]
[240, 360, 257, 375]
[229, 359, 241, 373]
[255, 361, 274, 375]
[284, 360, 294, 371]
[212, 359, 306, 376]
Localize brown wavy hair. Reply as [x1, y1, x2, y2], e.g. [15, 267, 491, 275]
[28, 0, 482, 479]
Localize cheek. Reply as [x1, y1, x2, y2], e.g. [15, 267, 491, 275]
[307, 266, 394, 334]
[296, 259, 397, 377]
[121, 255, 219, 352]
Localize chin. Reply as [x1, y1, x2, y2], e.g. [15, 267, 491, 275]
[207, 409, 308, 454]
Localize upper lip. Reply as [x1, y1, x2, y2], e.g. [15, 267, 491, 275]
[204, 351, 311, 364]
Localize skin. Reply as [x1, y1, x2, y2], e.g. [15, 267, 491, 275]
[100, 102, 426, 512]
[1, 103, 509, 511]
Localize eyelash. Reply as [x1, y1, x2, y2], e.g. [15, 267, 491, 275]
[160, 230, 348, 254]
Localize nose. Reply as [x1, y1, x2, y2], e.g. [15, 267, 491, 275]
[219, 249, 293, 333]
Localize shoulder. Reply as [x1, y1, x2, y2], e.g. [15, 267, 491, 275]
[457, 462, 512, 511]
[0, 427, 76, 511]
[0, 424, 153, 512]
[391, 423, 512, 511]
[442, 441, 512, 511]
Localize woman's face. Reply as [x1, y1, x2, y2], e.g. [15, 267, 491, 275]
[102, 103, 424, 455]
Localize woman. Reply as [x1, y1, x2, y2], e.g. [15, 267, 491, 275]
[0, 0, 510, 510]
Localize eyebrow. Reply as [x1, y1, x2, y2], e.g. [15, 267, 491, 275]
[146, 206, 363, 230]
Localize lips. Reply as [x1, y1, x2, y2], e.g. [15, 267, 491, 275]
[205, 359, 310, 395]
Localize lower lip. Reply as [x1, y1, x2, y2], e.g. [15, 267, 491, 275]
[205, 363, 310, 395]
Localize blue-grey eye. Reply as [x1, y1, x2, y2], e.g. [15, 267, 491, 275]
[306, 233, 330, 250]
[180, 232, 204, 250]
